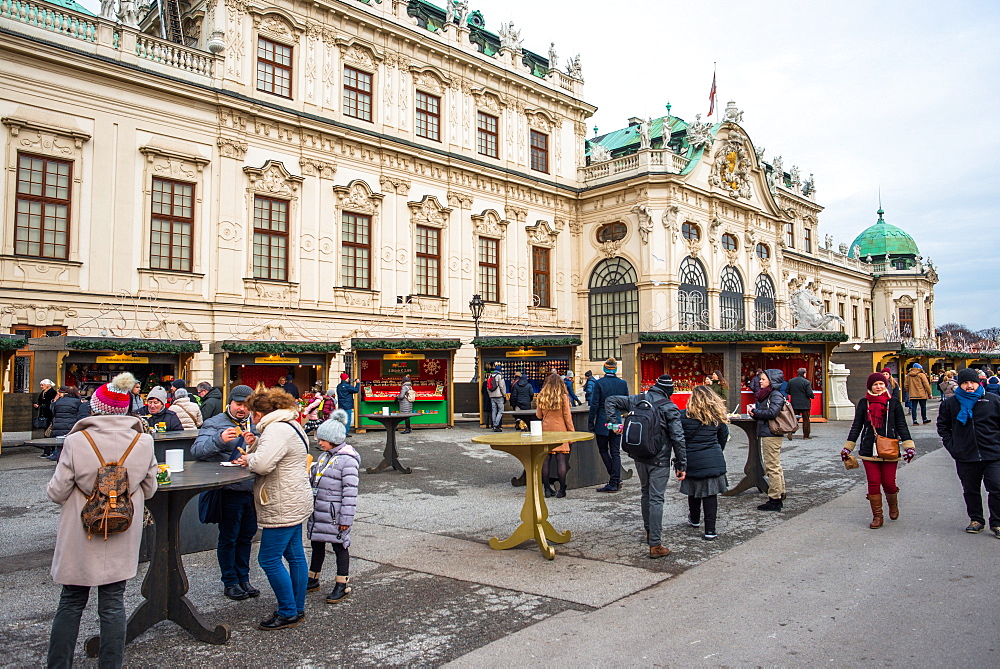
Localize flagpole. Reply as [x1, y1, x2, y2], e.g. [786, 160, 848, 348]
[713, 62, 717, 119]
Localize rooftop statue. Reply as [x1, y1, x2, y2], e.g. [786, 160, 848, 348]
[723, 101, 743, 124]
[566, 53, 582, 79]
[590, 143, 612, 163]
[498, 22, 522, 51]
[100, 0, 116, 20]
[638, 118, 651, 149]
[686, 114, 714, 150]
[548, 42, 558, 70]
[118, 0, 139, 28]
[790, 289, 847, 331]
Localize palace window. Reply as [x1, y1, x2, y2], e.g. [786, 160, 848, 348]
[415, 91, 441, 141]
[252, 196, 288, 281]
[150, 178, 193, 272]
[678, 257, 708, 330]
[785, 222, 795, 248]
[341, 212, 371, 290]
[754, 274, 777, 329]
[588, 257, 639, 360]
[415, 224, 440, 296]
[530, 130, 548, 173]
[596, 222, 627, 243]
[477, 112, 498, 158]
[898, 307, 913, 337]
[256, 37, 292, 98]
[865, 307, 872, 339]
[756, 243, 770, 260]
[852, 305, 860, 338]
[15, 153, 71, 260]
[343, 66, 373, 122]
[478, 237, 499, 302]
[682, 222, 700, 241]
[803, 227, 812, 253]
[720, 266, 745, 330]
[532, 246, 551, 307]
[721, 233, 738, 250]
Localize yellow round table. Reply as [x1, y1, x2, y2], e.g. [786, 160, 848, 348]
[472, 431, 594, 560]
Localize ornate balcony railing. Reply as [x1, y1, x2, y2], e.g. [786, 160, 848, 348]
[135, 34, 214, 76]
[580, 148, 690, 184]
[0, 0, 97, 41]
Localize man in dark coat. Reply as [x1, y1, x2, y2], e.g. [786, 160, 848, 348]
[605, 374, 687, 558]
[749, 369, 788, 511]
[191, 384, 262, 601]
[508, 372, 534, 411]
[197, 382, 223, 420]
[588, 357, 630, 492]
[277, 375, 301, 399]
[937, 368, 1000, 537]
[786, 367, 815, 439]
[336, 373, 361, 433]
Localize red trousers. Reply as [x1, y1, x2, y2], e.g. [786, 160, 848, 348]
[863, 459, 898, 495]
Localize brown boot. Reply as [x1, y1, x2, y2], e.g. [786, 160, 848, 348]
[886, 492, 899, 520]
[868, 494, 884, 529]
[649, 545, 671, 559]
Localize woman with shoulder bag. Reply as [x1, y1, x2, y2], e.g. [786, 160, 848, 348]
[679, 385, 730, 540]
[536, 373, 575, 498]
[841, 372, 916, 528]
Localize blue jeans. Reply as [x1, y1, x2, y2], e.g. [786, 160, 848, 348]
[48, 580, 126, 669]
[344, 408, 354, 433]
[636, 461, 672, 546]
[258, 524, 307, 618]
[596, 432, 622, 486]
[217, 491, 257, 587]
[909, 398, 928, 422]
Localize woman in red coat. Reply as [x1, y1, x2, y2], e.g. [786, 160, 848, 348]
[536, 373, 575, 498]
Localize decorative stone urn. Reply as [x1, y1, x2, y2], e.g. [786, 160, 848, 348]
[206, 30, 226, 54]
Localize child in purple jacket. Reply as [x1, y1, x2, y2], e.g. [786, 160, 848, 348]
[306, 410, 361, 603]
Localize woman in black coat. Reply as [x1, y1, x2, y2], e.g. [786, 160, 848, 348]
[842, 373, 915, 528]
[46, 386, 87, 460]
[679, 385, 730, 541]
[34, 379, 57, 429]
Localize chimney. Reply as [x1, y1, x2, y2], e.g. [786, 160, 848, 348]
[627, 117, 643, 127]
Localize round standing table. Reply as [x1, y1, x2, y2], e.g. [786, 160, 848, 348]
[361, 413, 418, 474]
[471, 431, 594, 560]
[721, 416, 769, 496]
[85, 461, 254, 657]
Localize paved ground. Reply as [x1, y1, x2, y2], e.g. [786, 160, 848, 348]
[1, 403, 994, 667]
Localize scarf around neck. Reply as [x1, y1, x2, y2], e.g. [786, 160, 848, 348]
[753, 378, 772, 403]
[865, 391, 889, 429]
[955, 385, 985, 424]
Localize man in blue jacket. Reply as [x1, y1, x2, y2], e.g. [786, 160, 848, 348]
[588, 357, 630, 492]
[336, 373, 361, 433]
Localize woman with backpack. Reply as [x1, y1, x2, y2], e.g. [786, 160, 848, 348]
[535, 373, 575, 498]
[679, 385, 729, 540]
[841, 372, 915, 528]
[395, 375, 415, 434]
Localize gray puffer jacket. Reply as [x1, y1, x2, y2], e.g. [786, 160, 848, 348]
[307, 443, 360, 547]
[396, 381, 414, 414]
[191, 411, 255, 492]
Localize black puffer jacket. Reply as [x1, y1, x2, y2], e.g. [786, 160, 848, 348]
[751, 369, 787, 438]
[937, 392, 1000, 463]
[846, 396, 912, 461]
[509, 378, 534, 409]
[50, 396, 86, 437]
[605, 386, 687, 470]
[679, 412, 728, 479]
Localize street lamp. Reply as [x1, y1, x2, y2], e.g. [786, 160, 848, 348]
[469, 294, 484, 382]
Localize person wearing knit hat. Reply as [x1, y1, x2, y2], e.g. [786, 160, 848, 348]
[336, 374, 361, 434]
[588, 356, 630, 492]
[45, 371, 157, 667]
[904, 363, 933, 425]
[986, 375, 1000, 398]
[306, 410, 361, 603]
[137, 386, 183, 432]
[562, 370, 581, 407]
[842, 372, 915, 528]
[937, 366, 1000, 536]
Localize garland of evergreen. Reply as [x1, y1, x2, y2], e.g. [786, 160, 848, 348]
[221, 341, 342, 355]
[638, 331, 849, 344]
[898, 348, 984, 359]
[0, 336, 27, 351]
[67, 339, 203, 353]
[352, 339, 462, 350]
[472, 336, 583, 347]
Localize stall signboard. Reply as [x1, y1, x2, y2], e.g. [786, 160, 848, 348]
[381, 359, 420, 376]
[384, 352, 425, 360]
[505, 349, 547, 357]
[96, 354, 150, 364]
[761, 346, 801, 353]
[661, 346, 703, 354]
[253, 356, 300, 364]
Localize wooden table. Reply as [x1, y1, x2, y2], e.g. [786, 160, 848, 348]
[361, 413, 418, 474]
[471, 431, 594, 560]
[721, 416, 769, 496]
[85, 461, 253, 657]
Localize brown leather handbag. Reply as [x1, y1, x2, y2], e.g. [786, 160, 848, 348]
[844, 453, 860, 470]
[876, 434, 900, 460]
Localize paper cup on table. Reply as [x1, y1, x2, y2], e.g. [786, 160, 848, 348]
[165, 449, 185, 473]
[382, 407, 390, 416]
[530, 420, 543, 436]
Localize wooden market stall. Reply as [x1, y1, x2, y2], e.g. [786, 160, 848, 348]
[0, 334, 27, 454]
[351, 338, 461, 430]
[209, 340, 341, 402]
[28, 336, 202, 397]
[620, 331, 848, 416]
[473, 335, 582, 427]
[833, 343, 986, 403]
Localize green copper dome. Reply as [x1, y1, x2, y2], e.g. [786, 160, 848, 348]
[851, 208, 919, 260]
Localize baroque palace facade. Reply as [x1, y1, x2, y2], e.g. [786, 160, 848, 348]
[0, 0, 937, 388]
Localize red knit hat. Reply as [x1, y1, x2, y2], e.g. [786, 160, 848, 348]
[91, 372, 136, 415]
[866, 372, 887, 391]
[340, 372, 350, 381]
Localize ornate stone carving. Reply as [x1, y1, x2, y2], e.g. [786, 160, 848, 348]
[686, 114, 714, 150]
[408, 195, 451, 228]
[527, 111, 553, 132]
[243, 160, 304, 196]
[709, 137, 753, 199]
[336, 39, 380, 71]
[470, 88, 504, 114]
[569, 220, 583, 236]
[631, 205, 653, 244]
[410, 66, 449, 95]
[255, 15, 293, 40]
[565, 53, 582, 80]
[598, 238, 622, 258]
[590, 142, 612, 163]
[298, 158, 337, 178]
[789, 289, 846, 331]
[217, 136, 248, 159]
[471, 210, 508, 238]
[333, 180, 384, 214]
[638, 118, 651, 149]
[662, 206, 680, 242]
[446, 190, 473, 208]
[3, 117, 90, 157]
[139, 146, 209, 181]
[379, 175, 411, 195]
[723, 100, 743, 124]
[504, 206, 527, 223]
[895, 294, 915, 307]
[525, 220, 559, 248]
[497, 21, 522, 51]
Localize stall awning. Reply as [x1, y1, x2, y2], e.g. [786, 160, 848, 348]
[351, 338, 462, 350]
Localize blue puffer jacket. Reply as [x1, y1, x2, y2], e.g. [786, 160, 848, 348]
[307, 443, 360, 547]
[191, 412, 255, 492]
[50, 396, 87, 437]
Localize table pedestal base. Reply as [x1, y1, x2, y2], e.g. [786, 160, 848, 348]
[362, 415, 413, 474]
[86, 489, 230, 657]
[722, 420, 769, 497]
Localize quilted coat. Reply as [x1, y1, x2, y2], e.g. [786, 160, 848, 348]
[244, 409, 313, 529]
[307, 443, 361, 547]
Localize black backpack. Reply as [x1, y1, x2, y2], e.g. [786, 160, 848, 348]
[621, 392, 671, 461]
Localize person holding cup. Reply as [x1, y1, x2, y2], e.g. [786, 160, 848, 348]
[137, 386, 183, 432]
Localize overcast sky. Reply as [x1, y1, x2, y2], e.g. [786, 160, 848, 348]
[79, 0, 998, 329]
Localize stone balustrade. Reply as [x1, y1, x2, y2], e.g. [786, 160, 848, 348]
[135, 34, 214, 76]
[0, 0, 97, 41]
[580, 148, 688, 184]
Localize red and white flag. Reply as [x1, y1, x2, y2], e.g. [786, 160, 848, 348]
[708, 72, 717, 116]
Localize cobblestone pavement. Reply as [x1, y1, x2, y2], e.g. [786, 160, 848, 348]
[0, 406, 948, 667]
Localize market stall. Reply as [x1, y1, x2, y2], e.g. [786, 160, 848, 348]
[472, 335, 582, 427]
[0, 334, 26, 454]
[28, 336, 201, 397]
[209, 340, 341, 402]
[621, 332, 847, 416]
[352, 338, 461, 430]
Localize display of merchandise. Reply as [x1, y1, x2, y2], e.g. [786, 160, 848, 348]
[639, 353, 724, 393]
[485, 358, 570, 392]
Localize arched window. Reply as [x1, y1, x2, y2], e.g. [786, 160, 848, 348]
[678, 257, 708, 330]
[596, 222, 627, 243]
[721, 233, 738, 250]
[754, 274, 777, 329]
[588, 257, 639, 360]
[720, 266, 745, 330]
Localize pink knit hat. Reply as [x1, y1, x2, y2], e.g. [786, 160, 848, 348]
[90, 372, 137, 415]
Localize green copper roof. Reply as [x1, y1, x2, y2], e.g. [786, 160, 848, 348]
[44, 0, 96, 15]
[851, 208, 919, 259]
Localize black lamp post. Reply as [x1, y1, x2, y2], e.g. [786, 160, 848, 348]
[469, 294, 484, 382]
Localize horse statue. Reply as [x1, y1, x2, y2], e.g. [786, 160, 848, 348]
[788, 289, 846, 331]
